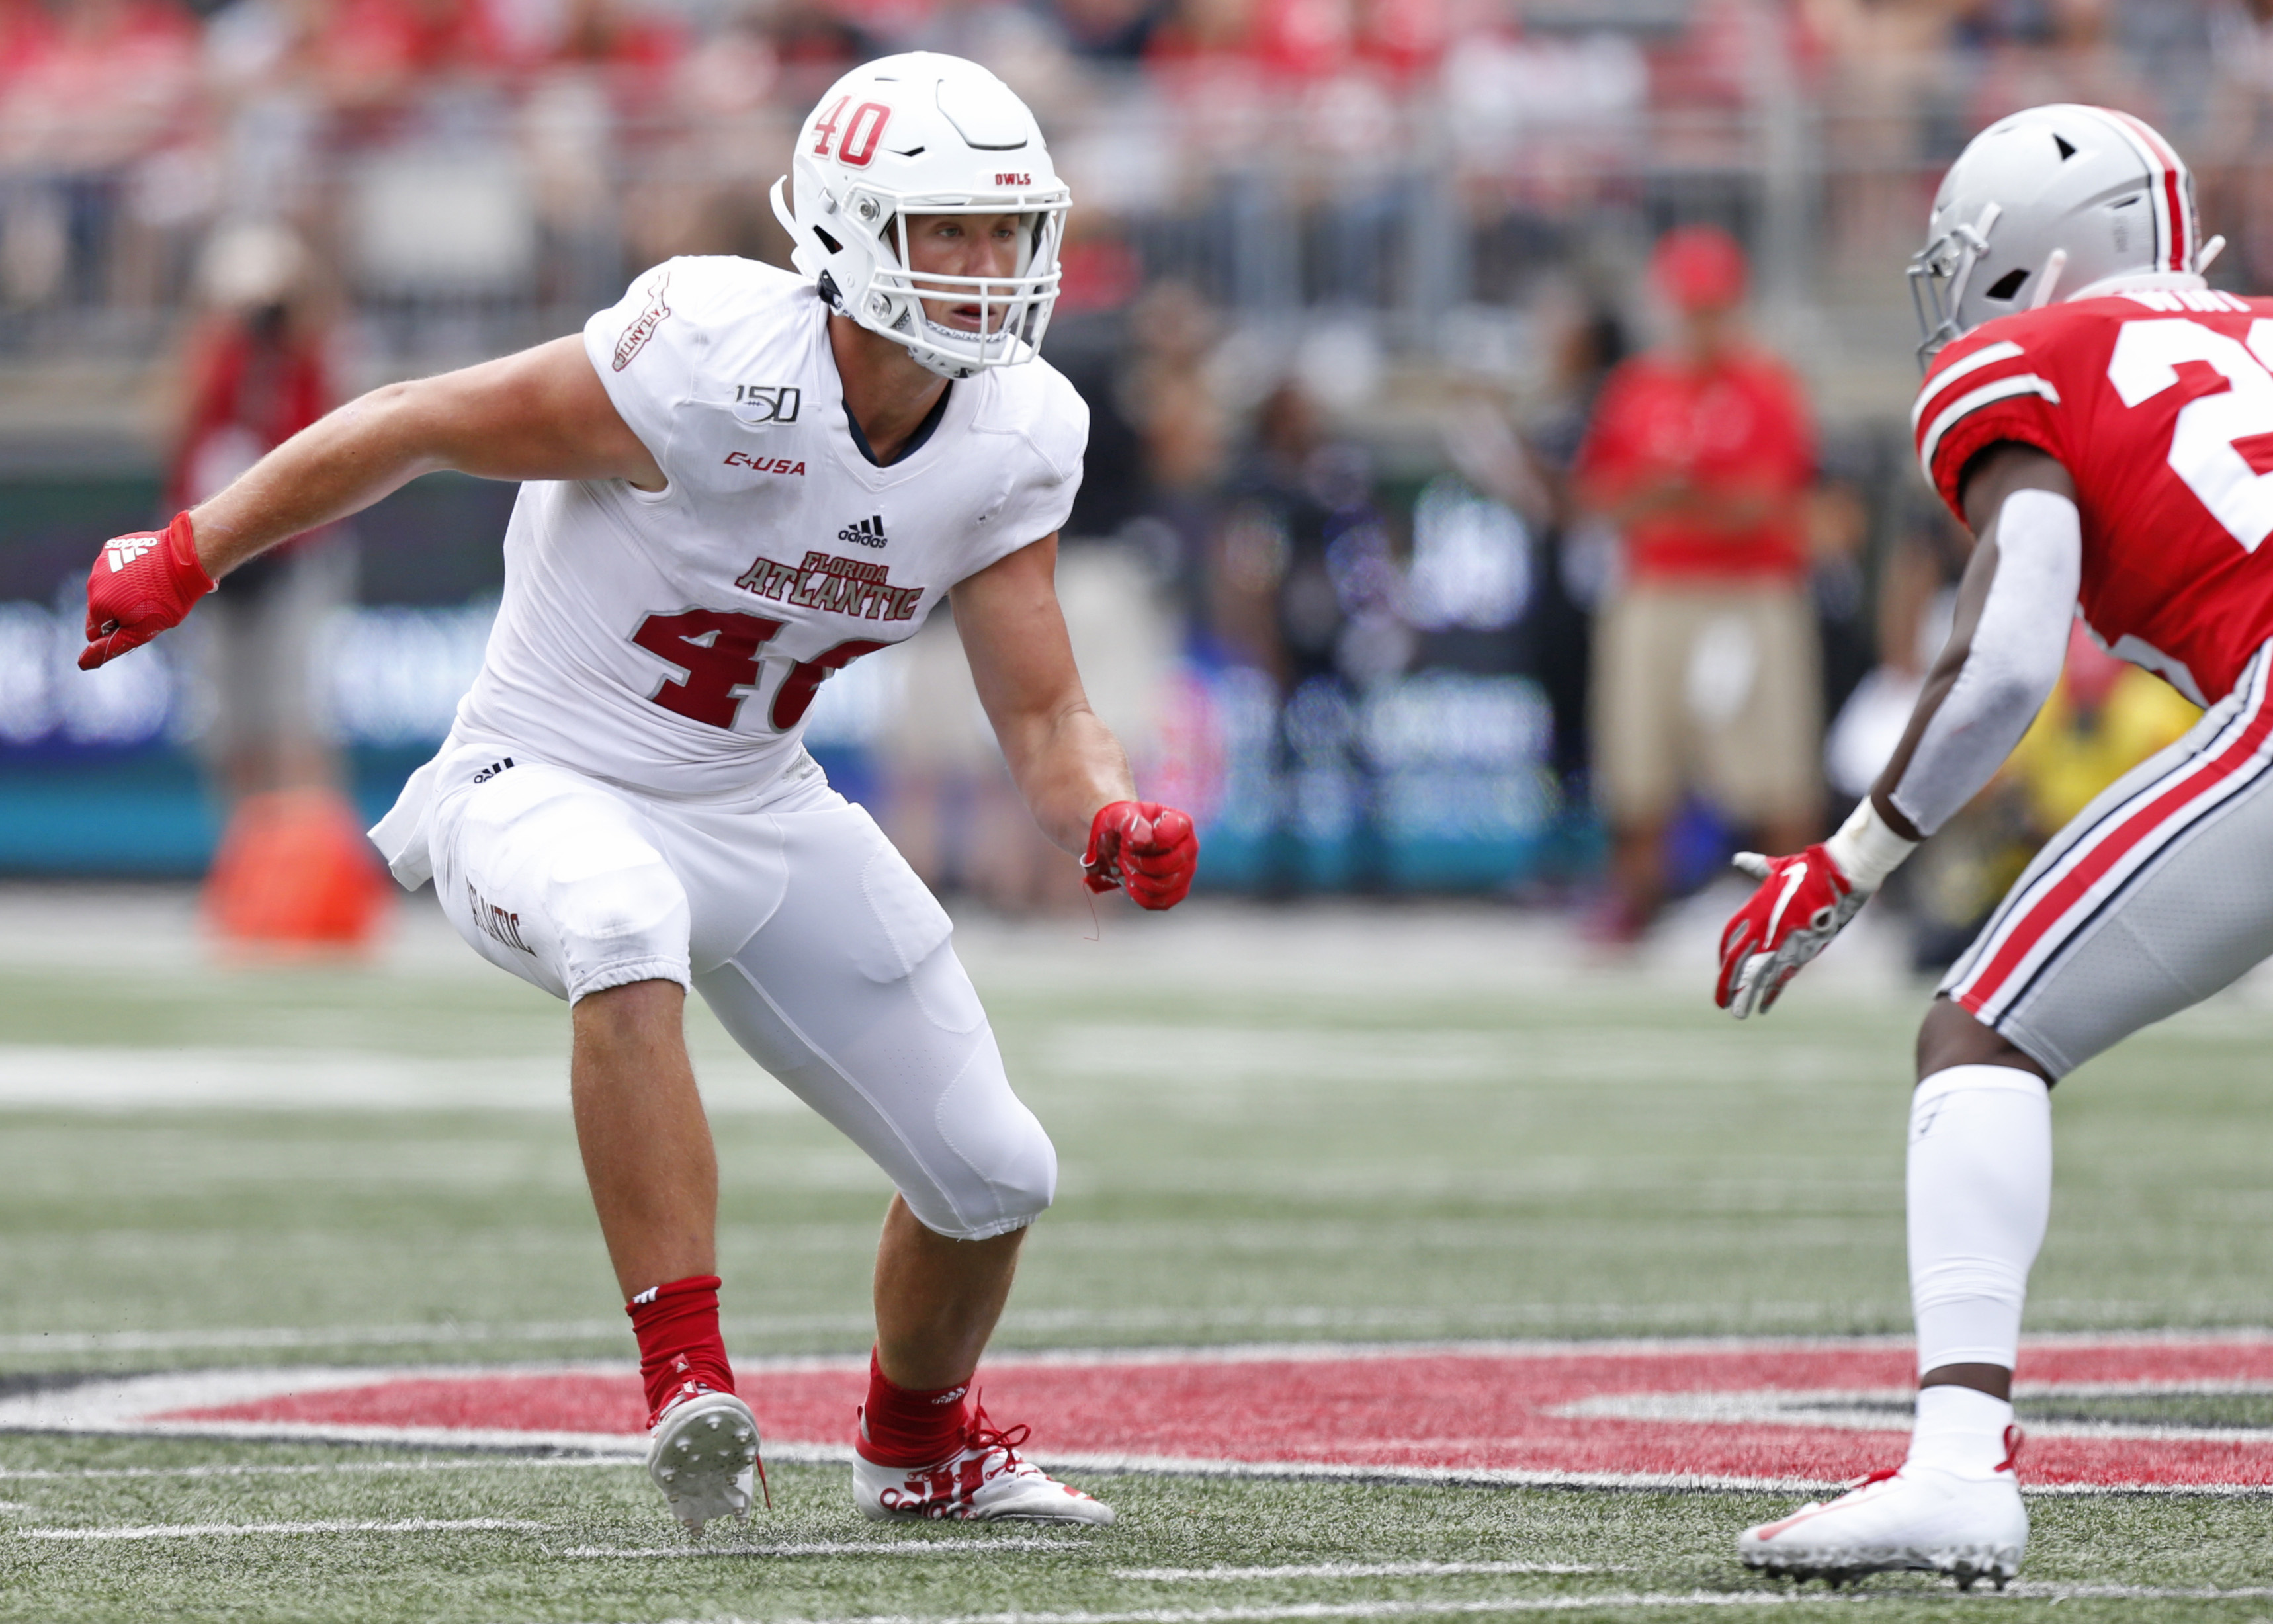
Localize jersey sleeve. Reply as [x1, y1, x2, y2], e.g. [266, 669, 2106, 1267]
[583, 259, 716, 478]
[1910, 318, 2072, 519]
[981, 368, 1090, 558]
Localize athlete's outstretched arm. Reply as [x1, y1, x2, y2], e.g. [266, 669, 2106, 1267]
[191, 337, 663, 577]
[1718, 443, 2080, 1016]
[953, 534, 1133, 853]
[78, 338, 661, 667]
[953, 536, 1199, 909]
[1869, 444, 2082, 841]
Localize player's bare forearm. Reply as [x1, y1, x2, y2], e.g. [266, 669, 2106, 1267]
[1000, 703, 1136, 854]
[952, 534, 1137, 853]
[187, 336, 662, 577]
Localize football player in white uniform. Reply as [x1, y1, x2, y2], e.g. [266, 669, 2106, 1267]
[77, 52, 1199, 1533]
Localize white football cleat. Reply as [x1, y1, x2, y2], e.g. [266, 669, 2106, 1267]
[853, 1406, 1114, 1525]
[646, 1387, 765, 1535]
[1738, 1432, 2028, 1590]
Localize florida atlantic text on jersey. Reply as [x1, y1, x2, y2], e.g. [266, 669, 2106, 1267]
[1913, 287, 2273, 708]
[454, 256, 1088, 798]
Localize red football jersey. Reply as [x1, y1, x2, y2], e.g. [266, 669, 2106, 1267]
[1914, 287, 2273, 707]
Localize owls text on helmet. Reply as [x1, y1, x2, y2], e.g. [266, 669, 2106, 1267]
[771, 53, 1070, 380]
[1909, 104, 2222, 364]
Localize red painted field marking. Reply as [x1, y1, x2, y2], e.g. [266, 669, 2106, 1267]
[75, 1336, 2273, 1490]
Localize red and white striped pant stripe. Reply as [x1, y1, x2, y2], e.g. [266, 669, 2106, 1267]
[1946, 644, 2273, 1028]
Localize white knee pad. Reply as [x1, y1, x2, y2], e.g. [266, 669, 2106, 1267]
[434, 762, 692, 1004]
[917, 951, 1056, 1240]
[692, 805, 1058, 1242]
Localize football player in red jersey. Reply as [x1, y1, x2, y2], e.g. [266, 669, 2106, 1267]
[1719, 105, 2273, 1588]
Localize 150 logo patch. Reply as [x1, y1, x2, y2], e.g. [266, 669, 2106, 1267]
[733, 384, 800, 425]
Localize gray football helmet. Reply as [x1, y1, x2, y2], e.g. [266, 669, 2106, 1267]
[1909, 103, 2219, 364]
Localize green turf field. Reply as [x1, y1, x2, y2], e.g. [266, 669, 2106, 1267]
[3, 888, 2271, 1622]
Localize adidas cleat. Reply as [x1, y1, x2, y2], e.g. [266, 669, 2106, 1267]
[853, 1404, 1113, 1525]
[646, 1387, 765, 1535]
[1738, 1442, 2027, 1591]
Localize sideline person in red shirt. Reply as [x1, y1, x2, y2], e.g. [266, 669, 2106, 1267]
[1574, 224, 1821, 939]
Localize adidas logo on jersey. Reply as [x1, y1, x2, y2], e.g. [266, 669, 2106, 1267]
[471, 757, 515, 784]
[838, 515, 888, 550]
[104, 536, 159, 572]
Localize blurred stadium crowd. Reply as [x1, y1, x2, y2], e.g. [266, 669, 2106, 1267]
[0, 0, 2262, 941]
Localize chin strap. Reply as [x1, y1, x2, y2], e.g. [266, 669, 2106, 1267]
[2027, 248, 2067, 310]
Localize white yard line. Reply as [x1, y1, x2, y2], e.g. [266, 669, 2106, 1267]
[0, 1046, 802, 1116]
[21, 1517, 546, 1540]
[12, 1324, 2270, 1360]
[1111, 1564, 1604, 1581]
[0, 1316, 878, 1355]
[589, 1588, 2273, 1624]
[562, 1537, 1091, 1559]
[583, 1602, 1801, 1624]
[0, 1459, 631, 1480]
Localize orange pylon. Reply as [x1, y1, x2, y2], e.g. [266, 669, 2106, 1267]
[202, 787, 390, 948]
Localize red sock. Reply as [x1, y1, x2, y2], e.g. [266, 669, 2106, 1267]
[856, 1347, 970, 1467]
[627, 1275, 735, 1426]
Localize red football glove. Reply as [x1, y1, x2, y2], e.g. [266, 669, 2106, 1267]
[80, 512, 214, 671]
[1714, 845, 1867, 1019]
[1081, 800, 1198, 910]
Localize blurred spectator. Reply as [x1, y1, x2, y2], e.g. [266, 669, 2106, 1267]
[1057, 0, 1166, 60]
[1212, 377, 1400, 891]
[1574, 224, 1819, 941]
[519, 0, 683, 310]
[1807, 443, 1877, 727]
[0, 0, 198, 308]
[2206, 0, 2273, 291]
[172, 219, 348, 806]
[1963, 0, 2157, 128]
[1119, 278, 1226, 612]
[1512, 297, 1627, 804]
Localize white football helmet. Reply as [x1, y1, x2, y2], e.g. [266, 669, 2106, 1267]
[1909, 103, 2223, 363]
[771, 53, 1070, 380]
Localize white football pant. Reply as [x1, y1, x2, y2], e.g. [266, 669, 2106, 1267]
[417, 734, 1056, 1242]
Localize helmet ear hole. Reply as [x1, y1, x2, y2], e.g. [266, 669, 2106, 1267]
[1985, 268, 2030, 301]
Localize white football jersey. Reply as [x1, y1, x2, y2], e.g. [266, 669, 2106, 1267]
[451, 255, 1088, 798]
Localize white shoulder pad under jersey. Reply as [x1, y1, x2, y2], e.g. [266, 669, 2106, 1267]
[449, 256, 1091, 798]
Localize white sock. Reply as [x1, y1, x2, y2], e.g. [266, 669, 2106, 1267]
[1905, 1383, 2016, 1478]
[1907, 1064, 2051, 1376]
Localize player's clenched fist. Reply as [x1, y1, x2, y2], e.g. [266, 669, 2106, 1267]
[80, 512, 213, 670]
[1080, 800, 1198, 910]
